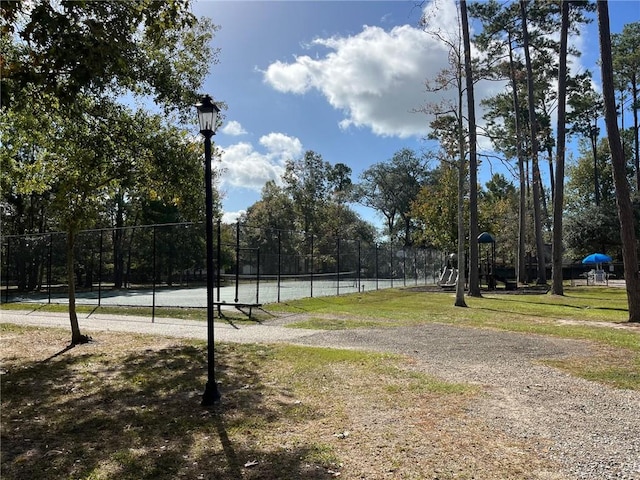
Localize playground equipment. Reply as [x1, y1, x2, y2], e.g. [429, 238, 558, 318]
[438, 253, 459, 289]
[478, 232, 496, 289]
[479, 232, 518, 290]
[438, 268, 458, 288]
[438, 235, 517, 291]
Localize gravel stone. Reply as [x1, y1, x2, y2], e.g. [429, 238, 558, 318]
[291, 324, 640, 480]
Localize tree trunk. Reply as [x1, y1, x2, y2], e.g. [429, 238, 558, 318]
[455, 153, 467, 307]
[508, 33, 527, 284]
[113, 192, 125, 289]
[547, 146, 555, 203]
[67, 229, 90, 344]
[552, 1, 570, 296]
[598, 1, 640, 322]
[455, 48, 467, 308]
[633, 75, 639, 191]
[461, 0, 480, 297]
[520, 0, 547, 285]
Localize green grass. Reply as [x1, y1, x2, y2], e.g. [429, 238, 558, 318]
[2, 284, 638, 478]
[0, 302, 207, 319]
[1, 325, 477, 480]
[544, 357, 640, 390]
[3, 286, 638, 389]
[0, 302, 272, 323]
[267, 286, 640, 389]
[271, 286, 630, 321]
[269, 287, 637, 343]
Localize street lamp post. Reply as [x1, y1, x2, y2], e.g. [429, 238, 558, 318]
[196, 94, 221, 405]
[590, 124, 600, 206]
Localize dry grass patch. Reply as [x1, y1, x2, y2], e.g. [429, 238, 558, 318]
[542, 346, 640, 391]
[2, 324, 564, 479]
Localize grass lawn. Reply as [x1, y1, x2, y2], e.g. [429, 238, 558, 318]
[1, 324, 561, 480]
[269, 286, 640, 390]
[1, 286, 638, 479]
[2, 286, 639, 390]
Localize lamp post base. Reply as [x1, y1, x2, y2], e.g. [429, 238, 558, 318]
[202, 382, 221, 406]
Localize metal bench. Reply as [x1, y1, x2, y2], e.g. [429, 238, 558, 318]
[212, 302, 263, 318]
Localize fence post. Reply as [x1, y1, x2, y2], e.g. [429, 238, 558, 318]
[4, 238, 10, 303]
[375, 243, 379, 290]
[390, 244, 394, 288]
[357, 240, 361, 292]
[403, 248, 407, 287]
[235, 221, 240, 303]
[277, 230, 281, 303]
[425, 250, 429, 284]
[47, 234, 53, 304]
[336, 237, 340, 296]
[98, 231, 103, 307]
[256, 247, 260, 304]
[152, 225, 156, 323]
[310, 234, 314, 298]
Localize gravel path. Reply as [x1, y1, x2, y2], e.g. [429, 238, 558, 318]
[290, 324, 640, 480]
[2, 309, 639, 479]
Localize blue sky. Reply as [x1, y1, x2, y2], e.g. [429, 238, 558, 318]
[191, 0, 639, 230]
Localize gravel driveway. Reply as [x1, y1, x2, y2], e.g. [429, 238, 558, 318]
[292, 324, 640, 480]
[3, 309, 639, 479]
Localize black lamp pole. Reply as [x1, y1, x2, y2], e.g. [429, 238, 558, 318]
[196, 94, 221, 405]
[590, 123, 600, 207]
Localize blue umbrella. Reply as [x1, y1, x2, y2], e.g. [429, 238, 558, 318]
[582, 253, 612, 264]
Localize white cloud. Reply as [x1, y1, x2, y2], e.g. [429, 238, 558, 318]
[261, 0, 505, 139]
[261, 0, 597, 156]
[219, 133, 303, 192]
[222, 210, 245, 223]
[259, 132, 303, 158]
[221, 120, 247, 136]
[264, 60, 313, 94]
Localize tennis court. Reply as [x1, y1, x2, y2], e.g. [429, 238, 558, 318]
[6, 271, 438, 309]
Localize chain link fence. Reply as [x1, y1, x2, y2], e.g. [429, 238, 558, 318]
[2, 221, 446, 308]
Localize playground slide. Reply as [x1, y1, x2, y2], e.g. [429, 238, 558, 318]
[438, 268, 458, 288]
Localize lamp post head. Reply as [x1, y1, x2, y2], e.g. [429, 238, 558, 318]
[196, 94, 220, 137]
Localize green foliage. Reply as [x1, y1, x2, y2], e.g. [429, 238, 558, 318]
[241, 152, 375, 275]
[612, 21, 640, 192]
[562, 136, 633, 259]
[612, 22, 640, 97]
[1, 0, 220, 336]
[565, 139, 617, 212]
[479, 174, 519, 263]
[564, 202, 623, 260]
[283, 151, 333, 235]
[412, 163, 459, 252]
[566, 72, 603, 138]
[1, 0, 216, 113]
[1, 98, 210, 235]
[1, 0, 218, 236]
[356, 148, 429, 244]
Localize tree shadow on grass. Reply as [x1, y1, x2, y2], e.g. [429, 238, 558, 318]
[1, 341, 334, 480]
[42, 343, 77, 362]
[485, 295, 630, 314]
